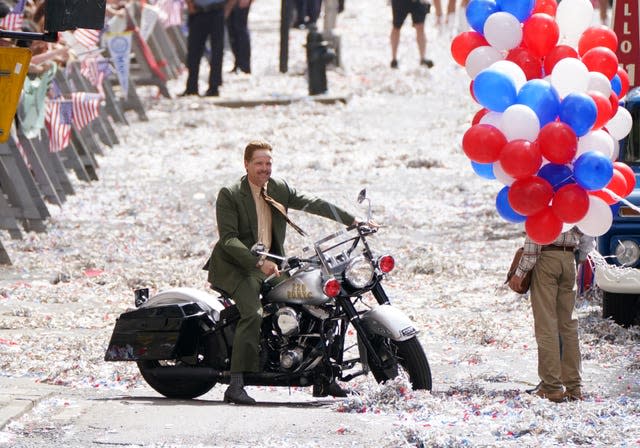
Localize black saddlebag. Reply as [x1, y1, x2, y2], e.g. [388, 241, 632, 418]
[104, 302, 214, 361]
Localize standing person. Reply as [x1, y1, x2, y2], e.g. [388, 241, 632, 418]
[390, 0, 434, 69]
[226, 0, 252, 74]
[204, 140, 357, 405]
[508, 229, 583, 403]
[181, 0, 236, 97]
[293, 0, 322, 28]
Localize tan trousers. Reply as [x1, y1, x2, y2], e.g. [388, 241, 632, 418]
[530, 251, 582, 392]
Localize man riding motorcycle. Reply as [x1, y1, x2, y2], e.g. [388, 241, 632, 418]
[203, 140, 358, 405]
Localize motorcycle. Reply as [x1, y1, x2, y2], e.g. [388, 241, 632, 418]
[104, 189, 432, 399]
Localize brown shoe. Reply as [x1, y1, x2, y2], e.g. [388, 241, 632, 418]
[534, 388, 566, 403]
[564, 388, 583, 401]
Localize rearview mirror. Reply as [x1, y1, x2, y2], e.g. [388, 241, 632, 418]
[357, 189, 367, 204]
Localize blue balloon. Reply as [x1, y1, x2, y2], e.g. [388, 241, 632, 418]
[573, 151, 614, 191]
[611, 74, 622, 97]
[471, 161, 496, 180]
[473, 68, 517, 112]
[466, 0, 499, 34]
[496, 186, 526, 223]
[559, 93, 597, 137]
[516, 79, 560, 126]
[496, 0, 535, 21]
[537, 164, 574, 190]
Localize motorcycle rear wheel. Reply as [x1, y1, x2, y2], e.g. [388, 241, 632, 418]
[368, 336, 432, 391]
[137, 360, 217, 399]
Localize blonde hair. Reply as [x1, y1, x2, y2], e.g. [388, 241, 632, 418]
[244, 140, 273, 163]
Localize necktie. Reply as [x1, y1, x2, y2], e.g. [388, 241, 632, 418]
[261, 186, 307, 236]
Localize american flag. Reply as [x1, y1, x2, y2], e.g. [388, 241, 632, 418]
[12, 135, 31, 170]
[45, 99, 73, 152]
[0, 0, 26, 32]
[73, 28, 102, 50]
[80, 56, 112, 96]
[71, 92, 102, 130]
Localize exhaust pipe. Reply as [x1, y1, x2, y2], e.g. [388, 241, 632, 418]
[147, 366, 222, 381]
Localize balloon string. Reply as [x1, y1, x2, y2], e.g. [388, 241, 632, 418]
[602, 188, 640, 214]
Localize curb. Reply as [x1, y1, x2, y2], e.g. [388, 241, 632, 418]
[0, 377, 60, 430]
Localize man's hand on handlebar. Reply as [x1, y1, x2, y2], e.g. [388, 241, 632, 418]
[260, 260, 280, 277]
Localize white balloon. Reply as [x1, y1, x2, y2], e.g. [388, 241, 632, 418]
[551, 58, 589, 98]
[479, 111, 503, 128]
[556, 0, 594, 41]
[465, 46, 504, 79]
[493, 160, 515, 186]
[611, 133, 620, 160]
[501, 104, 540, 141]
[562, 222, 574, 233]
[606, 107, 633, 140]
[587, 72, 612, 97]
[577, 196, 613, 236]
[483, 12, 523, 52]
[576, 130, 614, 159]
[490, 60, 527, 92]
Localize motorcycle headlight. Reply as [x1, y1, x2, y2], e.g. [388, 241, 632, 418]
[344, 256, 374, 289]
[614, 240, 640, 266]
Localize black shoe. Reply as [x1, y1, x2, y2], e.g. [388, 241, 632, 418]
[312, 381, 349, 398]
[178, 90, 198, 97]
[390, 59, 398, 69]
[223, 385, 256, 405]
[421, 58, 434, 68]
[204, 89, 219, 97]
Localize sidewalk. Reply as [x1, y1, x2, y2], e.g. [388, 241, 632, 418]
[0, 377, 62, 430]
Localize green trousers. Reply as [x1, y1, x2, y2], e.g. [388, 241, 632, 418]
[530, 250, 582, 392]
[229, 272, 264, 373]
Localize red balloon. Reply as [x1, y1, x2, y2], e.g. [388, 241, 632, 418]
[499, 140, 542, 179]
[590, 170, 628, 205]
[614, 161, 636, 196]
[581, 46, 619, 79]
[543, 45, 578, 75]
[551, 183, 589, 223]
[618, 67, 630, 97]
[469, 80, 478, 103]
[609, 91, 619, 119]
[525, 207, 563, 244]
[506, 47, 543, 80]
[472, 108, 489, 125]
[532, 0, 558, 16]
[523, 14, 560, 58]
[451, 31, 489, 67]
[578, 26, 618, 56]
[462, 124, 507, 163]
[508, 176, 554, 216]
[537, 122, 577, 164]
[588, 90, 613, 130]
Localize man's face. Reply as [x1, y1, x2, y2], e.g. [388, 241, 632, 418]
[245, 149, 272, 186]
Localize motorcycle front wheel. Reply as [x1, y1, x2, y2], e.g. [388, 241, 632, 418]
[367, 336, 432, 391]
[137, 360, 217, 399]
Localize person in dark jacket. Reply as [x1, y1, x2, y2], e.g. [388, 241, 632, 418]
[204, 140, 356, 404]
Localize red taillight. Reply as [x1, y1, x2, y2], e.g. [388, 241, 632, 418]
[378, 255, 395, 273]
[323, 278, 341, 297]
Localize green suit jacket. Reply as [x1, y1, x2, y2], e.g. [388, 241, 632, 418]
[205, 176, 356, 295]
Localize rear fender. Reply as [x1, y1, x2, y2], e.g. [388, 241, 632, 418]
[360, 304, 418, 342]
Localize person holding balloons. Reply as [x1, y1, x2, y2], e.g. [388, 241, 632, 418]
[508, 229, 583, 403]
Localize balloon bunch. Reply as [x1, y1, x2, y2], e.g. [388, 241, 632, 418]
[451, 0, 636, 244]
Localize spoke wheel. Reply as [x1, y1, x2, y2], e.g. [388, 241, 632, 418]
[368, 336, 432, 391]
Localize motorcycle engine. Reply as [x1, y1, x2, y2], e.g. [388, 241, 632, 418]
[280, 346, 304, 370]
[274, 306, 300, 336]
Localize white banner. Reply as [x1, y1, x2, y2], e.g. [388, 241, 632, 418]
[105, 31, 132, 100]
[140, 5, 160, 41]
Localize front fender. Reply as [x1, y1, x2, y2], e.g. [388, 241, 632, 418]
[360, 304, 419, 342]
